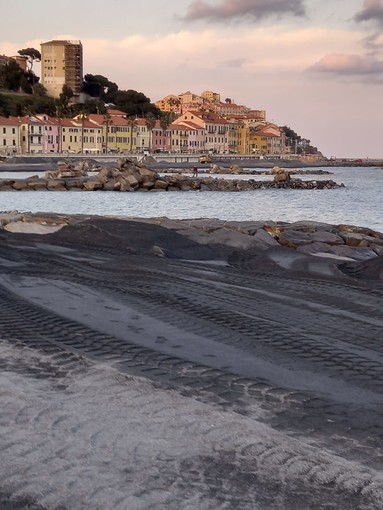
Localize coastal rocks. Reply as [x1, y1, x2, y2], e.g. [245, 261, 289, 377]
[273, 168, 291, 186]
[153, 217, 383, 266]
[0, 158, 344, 192]
[1, 212, 383, 278]
[45, 160, 89, 179]
[208, 164, 241, 174]
[259, 221, 383, 260]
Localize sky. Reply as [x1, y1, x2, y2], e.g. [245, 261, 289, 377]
[1, 0, 383, 158]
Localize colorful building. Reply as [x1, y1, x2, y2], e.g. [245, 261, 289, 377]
[40, 40, 83, 99]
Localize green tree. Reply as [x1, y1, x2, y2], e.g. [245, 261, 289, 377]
[82, 74, 107, 97]
[17, 48, 41, 72]
[56, 85, 74, 116]
[113, 89, 160, 117]
[0, 60, 24, 91]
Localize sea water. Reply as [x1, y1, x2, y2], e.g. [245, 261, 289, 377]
[0, 166, 382, 233]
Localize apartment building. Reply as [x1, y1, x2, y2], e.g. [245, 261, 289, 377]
[0, 117, 22, 155]
[40, 40, 83, 99]
[174, 111, 229, 153]
[200, 90, 220, 103]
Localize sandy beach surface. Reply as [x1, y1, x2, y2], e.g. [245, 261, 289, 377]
[0, 212, 383, 509]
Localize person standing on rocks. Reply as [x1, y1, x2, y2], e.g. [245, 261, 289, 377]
[192, 164, 199, 177]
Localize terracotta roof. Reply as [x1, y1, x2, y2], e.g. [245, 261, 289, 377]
[88, 114, 131, 126]
[106, 108, 126, 116]
[0, 116, 22, 126]
[172, 121, 202, 130]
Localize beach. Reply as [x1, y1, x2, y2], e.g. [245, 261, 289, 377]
[0, 212, 382, 509]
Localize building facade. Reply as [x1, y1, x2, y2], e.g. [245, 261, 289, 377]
[40, 40, 83, 99]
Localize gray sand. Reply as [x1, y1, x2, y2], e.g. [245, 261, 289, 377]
[0, 213, 382, 509]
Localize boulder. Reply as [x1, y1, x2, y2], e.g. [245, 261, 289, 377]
[47, 179, 67, 191]
[229, 164, 241, 174]
[123, 173, 140, 188]
[278, 229, 313, 248]
[253, 229, 280, 247]
[308, 230, 344, 245]
[273, 169, 291, 184]
[0, 179, 16, 189]
[64, 178, 87, 190]
[12, 181, 29, 191]
[339, 232, 383, 248]
[82, 180, 103, 191]
[154, 179, 169, 190]
[27, 178, 48, 190]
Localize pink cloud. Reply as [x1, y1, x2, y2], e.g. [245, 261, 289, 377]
[354, 0, 383, 25]
[309, 53, 383, 76]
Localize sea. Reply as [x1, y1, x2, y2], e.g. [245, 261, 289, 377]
[0, 166, 382, 233]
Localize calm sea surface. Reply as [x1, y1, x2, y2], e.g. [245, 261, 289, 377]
[1, 166, 382, 233]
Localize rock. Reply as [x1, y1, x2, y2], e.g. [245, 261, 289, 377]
[64, 178, 87, 190]
[308, 231, 344, 245]
[273, 169, 291, 185]
[253, 229, 280, 247]
[278, 229, 313, 248]
[340, 232, 383, 248]
[154, 180, 169, 190]
[0, 179, 16, 189]
[82, 180, 103, 191]
[263, 223, 287, 237]
[47, 179, 67, 191]
[229, 164, 241, 174]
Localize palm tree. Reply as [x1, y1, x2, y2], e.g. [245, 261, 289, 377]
[102, 113, 113, 154]
[145, 114, 157, 152]
[78, 111, 89, 154]
[126, 117, 137, 153]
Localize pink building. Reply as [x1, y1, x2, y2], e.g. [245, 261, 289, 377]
[36, 115, 61, 153]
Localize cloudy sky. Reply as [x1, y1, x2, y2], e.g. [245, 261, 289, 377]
[2, 0, 383, 158]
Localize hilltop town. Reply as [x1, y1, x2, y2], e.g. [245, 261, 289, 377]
[0, 41, 321, 159]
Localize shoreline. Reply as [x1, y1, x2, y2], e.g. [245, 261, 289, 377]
[1, 155, 383, 173]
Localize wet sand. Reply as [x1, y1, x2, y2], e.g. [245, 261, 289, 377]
[0, 213, 382, 509]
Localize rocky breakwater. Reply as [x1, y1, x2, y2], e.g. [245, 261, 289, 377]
[209, 164, 333, 177]
[1, 211, 382, 279]
[150, 217, 383, 279]
[0, 159, 343, 192]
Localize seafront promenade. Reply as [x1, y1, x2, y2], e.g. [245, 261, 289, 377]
[2, 153, 383, 168]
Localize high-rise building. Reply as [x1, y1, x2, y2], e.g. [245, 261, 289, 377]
[40, 40, 83, 99]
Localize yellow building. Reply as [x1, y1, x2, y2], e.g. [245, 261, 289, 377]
[60, 118, 103, 154]
[40, 40, 83, 99]
[0, 116, 22, 155]
[201, 90, 221, 103]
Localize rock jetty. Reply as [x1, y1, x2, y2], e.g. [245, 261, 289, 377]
[1, 212, 382, 267]
[0, 159, 343, 192]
